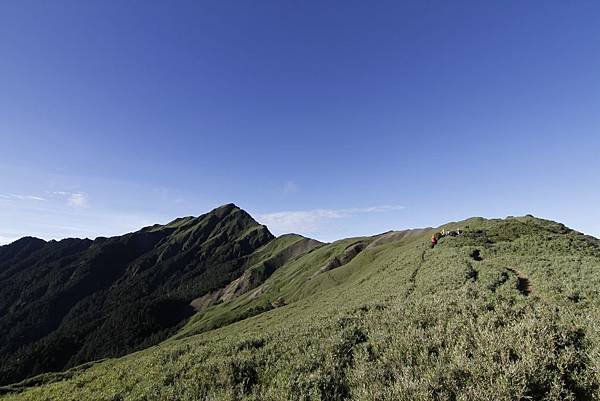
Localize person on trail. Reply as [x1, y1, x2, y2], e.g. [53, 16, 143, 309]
[431, 232, 441, 247]
[431, 230, 447, 247]
[432, 229, 462, 247]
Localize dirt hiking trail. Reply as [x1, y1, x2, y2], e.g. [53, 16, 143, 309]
[506, 267, 533, 296]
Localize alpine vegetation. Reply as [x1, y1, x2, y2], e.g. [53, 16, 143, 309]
[1, 206, 599, 401]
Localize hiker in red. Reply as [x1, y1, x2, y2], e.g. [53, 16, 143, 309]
[431, 234, 438, 247]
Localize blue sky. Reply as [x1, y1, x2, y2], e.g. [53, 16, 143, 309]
[1, 1, 599, 244]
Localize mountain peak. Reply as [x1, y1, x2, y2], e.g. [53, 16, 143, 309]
[0, 203, 274, 385]
[2, 213, 600, 399]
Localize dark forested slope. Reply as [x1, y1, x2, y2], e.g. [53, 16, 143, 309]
[0, 203, 274, 385]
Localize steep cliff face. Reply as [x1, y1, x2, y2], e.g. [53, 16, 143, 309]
[0, 203, 274, 385]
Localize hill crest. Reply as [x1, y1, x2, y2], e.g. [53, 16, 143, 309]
[2, 209, 600, 400]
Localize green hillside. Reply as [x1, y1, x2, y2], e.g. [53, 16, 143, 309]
[0, 204, 276, 385]
[2, 214, 600, 400]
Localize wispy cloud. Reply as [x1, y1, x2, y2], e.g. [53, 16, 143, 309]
[67, 193, 88, 207]
[257, 205, 404, 233]
[0, 193, 46, 201]
[47, 191, 89, 207]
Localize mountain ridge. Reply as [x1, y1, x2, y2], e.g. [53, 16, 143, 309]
[0, 203, 292, 385]
[1, 208, 600, 400]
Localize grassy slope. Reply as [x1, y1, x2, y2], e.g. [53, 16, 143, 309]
[183, 233, 323, 329]
[176, 235, 363, 339]
[3, 216, 600, 401]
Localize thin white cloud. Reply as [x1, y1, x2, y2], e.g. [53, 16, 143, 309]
[282, 180, 299, 195]
[67, 193, 88, 207]
[257, 205, 404, 233]
[47, 190, 89, 207]
[0, 194, 46, 201]
[342, 205, 405, 213]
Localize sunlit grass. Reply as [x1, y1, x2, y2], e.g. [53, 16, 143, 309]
[3, 216, 599, 400]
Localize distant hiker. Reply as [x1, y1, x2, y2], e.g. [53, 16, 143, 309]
[431, 232, 441, 247]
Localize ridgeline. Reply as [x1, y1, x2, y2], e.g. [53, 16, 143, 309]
[1, 206, 599, 401]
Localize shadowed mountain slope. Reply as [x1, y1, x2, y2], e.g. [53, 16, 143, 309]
[0, 204, 281, 385]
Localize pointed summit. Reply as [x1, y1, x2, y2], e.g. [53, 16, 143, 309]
[0, 203, 274, 385]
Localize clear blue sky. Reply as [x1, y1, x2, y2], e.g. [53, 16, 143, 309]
[1, 1, 599, 243]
